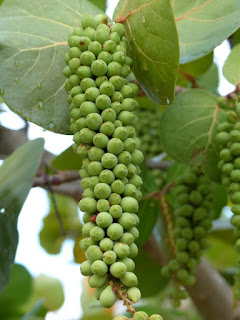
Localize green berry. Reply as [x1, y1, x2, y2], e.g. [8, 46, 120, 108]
[90, 226, 105, 241]
[80, 260, 92, 276]
[100, 81, 115, 96]
[86, 245, 103, 262]
[129, 243, 138, 258]
[81, 14, 97, 29]
[87, 161, 103, 176]
[109, 205, 123, 218]
[120, 272, 138, 287]
[88, 41, 102, 55]
[118, 257, 135, 272]
[100, 238, 114, 251]
[127, 287, 141, 303]
[91, 59, 108, 76]
[79, 197, 97, 214]
[110, 262, 127, 278]
[100, 121, 115, 136]
[102, 108, 117, 122]
[107, 223, 124, 240]
[96, 212, 113, 228]
[97, 199, 110, 212]
[103, 250, 117, 265]
[99, 285, 116, 308]
[101, 153, 118, 169]
[94, 183, 112, 199]
[88, 274, 108, 288]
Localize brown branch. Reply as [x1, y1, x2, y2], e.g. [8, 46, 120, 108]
[144, 235, 240, 320]
[146, 159, 172, 170]
[33, 170, 80, 187]
[178, 69, 200, 88]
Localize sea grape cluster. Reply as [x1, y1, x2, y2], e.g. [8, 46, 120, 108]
[216, 95, 240, 297]
[134, 106, 166, 189]
[64, 13, 144, 309]
[134, 106, 162, 159]
[113, 312, 163, 320]
[161, 166, 214, 303]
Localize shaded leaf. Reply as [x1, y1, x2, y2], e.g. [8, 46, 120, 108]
[134, 249, 169, 298]
[51, 145, 82, 171]
[140, 161, 159, 195]
[223, 43, 240, 85]
[0, 138, 44, 292]
[160, 89, 225, 182]
[212, 184, 227, 219]
[73, 236, 87, 264]
[0, 264, 32, 316]
[206, 234, 238, 269]
[39, 193, 82, 254]
[0, 0, 103, 133]
[136, 198, 160, 247]
[172, 0, 240, 63]
[89, 0, 107, 11]
[32, 275, 64, 311]
[233, 28, 240, 45]
[196, 63, 219, 94]
[114, 0, 179, 105]
[21, 299, 47, 320]
[180, 51, 213, 78]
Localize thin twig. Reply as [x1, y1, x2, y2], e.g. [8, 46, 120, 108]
[110, 280, 136, 316]
[33, 170, 80, 187]
[44, 163, 66, 237]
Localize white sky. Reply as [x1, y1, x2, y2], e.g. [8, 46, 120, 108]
[0, 1, 236, 319]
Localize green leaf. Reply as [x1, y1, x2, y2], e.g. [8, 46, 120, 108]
[32, 275, 64, 311]
[51, 145, 82, 171]
[177, 52, 213, 87]
[134, 249, 169, 298]
[0, 264, 32, 316]
[114, 0, 179, 105]
[212, 184, 227, 219]
[180, 51, 213, 77]
[136, 198, 160, 247]
[196, 63, 219, 94]
[223, 43, 240, 85]
[89, 0, 107, 11]
[0, 0, 103, 134]
[233, 28, 240, 45]
[172, 0, 240, 63]
[160, 89, 226, 182]
[0, 138, 44, 292]
[39, 193, 82, 254]
[21, 299, 47, 320]
[140, 161, 159, 195]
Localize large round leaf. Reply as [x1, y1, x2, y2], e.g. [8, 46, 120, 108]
[223, 43, 240, 85]
[114, 0, 179, 105]
[160, 89, 225, 182]
[172, 0, 240, 63]
[0, 0, 103, 134]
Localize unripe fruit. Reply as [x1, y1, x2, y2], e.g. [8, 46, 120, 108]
[120, 272, 138, 287]
[109, 205, 123, 218]
[99, 285, 116, 308]
[129, 243, 138, 259]
[88, 274, 108, 288]
[133, 312, 148, 320]
[121, 197, 139, 213]
[107, 223, 124, 240]
[100, 238, 114, 251]
[111, 179, 125, 194]
[113, 242, 130, 258]
[79, 197, 97, 214]
[118, 213, 136, 230]
[110, 262, 127, 277]
[97, 199, 110, 212]
[90, 226, 105, 241]
[149, 315, 163, 320]
[101, 153, 118, 169]
[94, 183, 112, 199]
[80, 260, 92, 276]
[96, 212, 113, 228]
[127, 287, 141, 303]
[86, 245, 103, 262]
[91, 260, 108, 276]
[118, 257, 135, 272]
[103, 250, 117, 265]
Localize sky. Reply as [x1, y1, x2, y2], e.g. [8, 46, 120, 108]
[0, 1, 236, 319]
